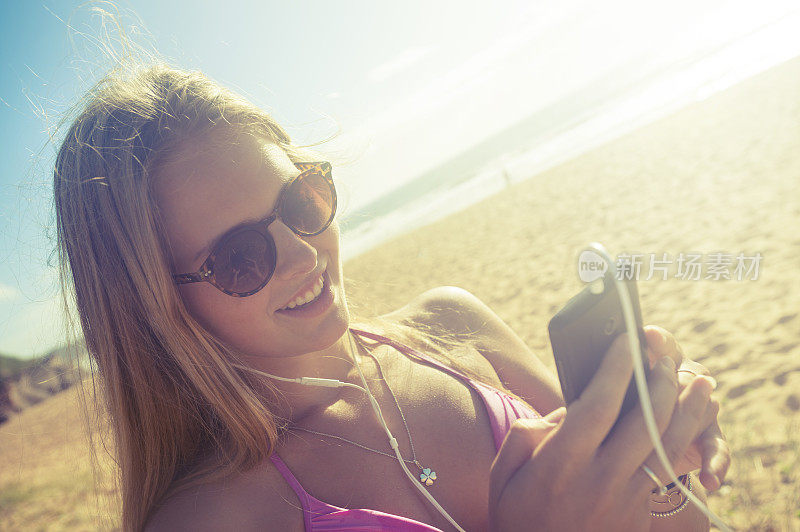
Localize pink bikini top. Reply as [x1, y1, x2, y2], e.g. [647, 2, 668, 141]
[269, 327, 542, 531]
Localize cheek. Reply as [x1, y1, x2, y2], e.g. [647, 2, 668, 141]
[322, 224, 343, 276]
[181, 285, 269, 345]
[305, 220, 340, 264]
[325, 219, 340, 241]
[324, 221, 341, 255]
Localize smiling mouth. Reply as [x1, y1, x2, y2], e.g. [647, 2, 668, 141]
[278, 273, 324, 310]
[275, 269, 334, 316]
[276, 263, 333, 310]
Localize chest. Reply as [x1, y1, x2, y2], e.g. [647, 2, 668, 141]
[276, 346, 508, 531]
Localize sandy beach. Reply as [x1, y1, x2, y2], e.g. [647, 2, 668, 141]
[1, 56, 799, 530]
[344, 56, 800, 530]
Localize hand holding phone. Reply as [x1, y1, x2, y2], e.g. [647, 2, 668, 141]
[490, 299, 691, 531]
[548, 269, 650, 436]
[490, 264, 727, 531]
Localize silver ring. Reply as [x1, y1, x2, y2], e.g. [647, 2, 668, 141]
[640, 464, 667, 495]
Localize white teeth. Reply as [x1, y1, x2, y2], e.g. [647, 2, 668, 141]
[281, 275, 324, 310]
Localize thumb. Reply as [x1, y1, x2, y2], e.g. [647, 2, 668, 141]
[544, 406, 567, 424]
[490, 407, 566, 503]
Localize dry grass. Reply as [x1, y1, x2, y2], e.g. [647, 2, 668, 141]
[705, 412, 800, 531]
[0, 382, 120, 531]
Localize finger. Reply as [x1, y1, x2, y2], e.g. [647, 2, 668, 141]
[643, 325, 683, 368]
[543, 406, 568, 424]
[672, 397, 721, 474]
[686, 389, 720, 444]
[677, 370, 695, 390]
[697, 420, 730, 491]
[556, 333, 635, 456]
[678, 358, 711, 377]
[598, 355, 679, 474]
[658, 395, 720, 476]
[632, 376, 715, 493]
[489, 409, 565, 505]
[677, 361, 713, 393]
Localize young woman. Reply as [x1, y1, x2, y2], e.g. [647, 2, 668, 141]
[53, 64, 729, 531]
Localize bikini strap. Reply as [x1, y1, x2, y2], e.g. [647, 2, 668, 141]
[269, 453, 312, 509]
[349, 327, 472, 383]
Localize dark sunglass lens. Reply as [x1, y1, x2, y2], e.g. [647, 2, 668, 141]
[214, 229, 275, 294]
[283, 170, 335, 234]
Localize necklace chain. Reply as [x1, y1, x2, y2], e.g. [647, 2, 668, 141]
[288, 330, 436, 484]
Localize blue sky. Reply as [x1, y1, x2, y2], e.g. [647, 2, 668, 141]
[1, 0, 797, 357]
[1, 0, 541, 357]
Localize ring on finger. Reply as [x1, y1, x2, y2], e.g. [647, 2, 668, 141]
[640, 464, 667, 495]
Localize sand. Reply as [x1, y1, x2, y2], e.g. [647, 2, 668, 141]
[344, 56, 800, 530]
[1, 56, 798, 530]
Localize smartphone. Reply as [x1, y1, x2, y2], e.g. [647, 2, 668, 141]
[548, 269, 649, 436]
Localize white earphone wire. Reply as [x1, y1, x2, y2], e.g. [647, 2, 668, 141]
[585, 243, 731, 531]
[229, 241, 731, 530]
[230, 333, 467, 532]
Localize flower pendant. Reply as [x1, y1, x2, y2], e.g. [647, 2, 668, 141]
[419, 467, 437, 486]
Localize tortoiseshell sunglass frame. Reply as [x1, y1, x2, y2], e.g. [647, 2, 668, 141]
[171, 161, 336, 297]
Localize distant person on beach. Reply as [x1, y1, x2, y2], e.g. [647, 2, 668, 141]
[53, 63, 729, 531]
[501, 164, 512, 187]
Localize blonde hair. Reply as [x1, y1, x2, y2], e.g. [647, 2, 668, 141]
[53, 62, 523, 531]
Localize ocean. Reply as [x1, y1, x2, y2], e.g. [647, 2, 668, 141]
[339, 8, 800, 262]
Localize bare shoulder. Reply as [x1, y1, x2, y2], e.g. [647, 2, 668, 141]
[395, 286, 565, 414]
[144, 458, 304, 532]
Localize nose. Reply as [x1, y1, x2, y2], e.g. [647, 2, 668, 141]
[267, 218, 318, 281]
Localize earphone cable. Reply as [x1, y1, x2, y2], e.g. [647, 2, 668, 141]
[585, 243, 731, 532]
[229, 333, 467, 532]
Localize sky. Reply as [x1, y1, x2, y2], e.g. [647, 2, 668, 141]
[1, 0, 797, 358]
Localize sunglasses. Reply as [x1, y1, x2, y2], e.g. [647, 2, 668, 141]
[172, 161, 336, 297]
